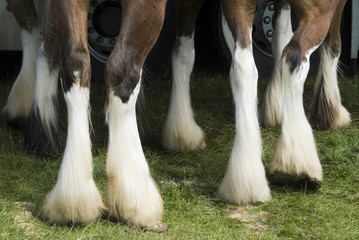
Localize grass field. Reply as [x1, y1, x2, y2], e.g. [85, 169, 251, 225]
[1, 55, 359, 239]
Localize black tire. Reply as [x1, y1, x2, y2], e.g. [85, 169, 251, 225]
[339, 0, 356, 78]
[252, 0, 275, 77]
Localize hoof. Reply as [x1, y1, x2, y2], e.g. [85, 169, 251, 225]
[144, 222, 168, 233]
[41, 177, 105, 225]
[41, 195, 104, 225]
[24, 111, 67, 156]
[3, 115, 27, 130]
[162, 129, 206, 151]
[270, 171, 321, 191]
[24, 126, 67, 157]
[162, 113, 206, 151]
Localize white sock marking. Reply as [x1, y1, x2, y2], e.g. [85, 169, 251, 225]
[312, 45, 351, 128]
[219, 17, 271, 204]
[42, 84, 104, 223]
[162, 35, 205, 150]
[2, 28, 41, 119]
[33, 45, 60, 143]
[261, 5, 293, 127]
[271, 48, 322, 180]
[106, 77, 163, 228]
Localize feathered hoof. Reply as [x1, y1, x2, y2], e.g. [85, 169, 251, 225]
[310, 104, 351, 130]
[105, 174, 164, 231]
[2, 113, 27, 130]
[1, 98, 31, 130]
[218, 178, 272, 205]
[24, 120, 66, 157]
[41, 203, 103, 226]
[41, 182, 105, 225]
[259, 107, 282, 128]
[162, 127, 206, 151]
[270, 171, 321, 191]
[143, 222, 168, 233]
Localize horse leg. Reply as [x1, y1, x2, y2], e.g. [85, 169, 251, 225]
[24, 41, 67, 156]
[310, 0, 350, 130]
[218, 0, 271, 204]
[161, 0, 206, 151]
[41, 0, 104, 224]
[105, 0, 167, 231]
[269, 1, 341, 188]
[260, 3, 293, 127]
[2, 0, 41, 129]
[19, 0, 66, 156]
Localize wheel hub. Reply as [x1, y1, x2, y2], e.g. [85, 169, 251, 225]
[88, 0, 122, 63]
[253, 0, 274, 57]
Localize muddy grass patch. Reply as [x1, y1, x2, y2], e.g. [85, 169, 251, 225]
[227, 204, 268, 236]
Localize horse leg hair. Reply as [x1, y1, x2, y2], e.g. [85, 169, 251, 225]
[310, 0, 350, 130]
[161, 0, 206, 151]
[218, 0, 272, 204]
[269, 1, 341, 186]
[104, 0, 167, 232]
[41, 0, 104, 224]
[260, 3, 293, 127]
[2, 0, 41, 129]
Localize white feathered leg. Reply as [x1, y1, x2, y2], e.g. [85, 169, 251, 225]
[2, 28, 41, 125]
[106, 78, 165, 231]
[261, 5, 293, 127]
[218, 19, 271, 204]
[162, 35, 206, 151]
[33, 46, 60, 140]
[24, 44, 66, 155]
[42, 83, 104, 224]
[271, 53, 323, 184]
[310, 44, 351, 129]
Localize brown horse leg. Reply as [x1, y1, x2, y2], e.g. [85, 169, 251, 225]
[161, 0, 206, 151]
[104, 0, 167, 232]
[310, 0, 350, 130]
[41, 0, 104, 224]
[270, 1, 343, 188]
[2, 0, 41, 128]
[218, 0, 272, 204]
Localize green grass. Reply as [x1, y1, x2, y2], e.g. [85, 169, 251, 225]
[1, 65, 359, 239]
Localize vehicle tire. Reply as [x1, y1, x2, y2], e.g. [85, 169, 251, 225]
[339, 0, 356, 78]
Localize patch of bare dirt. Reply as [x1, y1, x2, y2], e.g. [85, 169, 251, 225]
[14, 202, 39, 237]
[227, 205, 268, 236]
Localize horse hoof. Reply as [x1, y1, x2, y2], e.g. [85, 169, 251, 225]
[270, 171, 321, 191]
[24, 124, 67, 157]
[1, 108, 27, 129]
[144, 222, 168, 233]
[4, 115, 27, 130]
